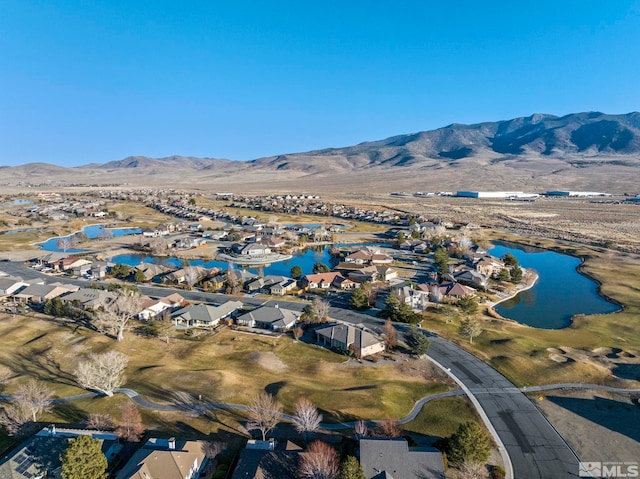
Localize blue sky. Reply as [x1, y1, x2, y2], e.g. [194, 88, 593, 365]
[1, 1, 639, 166]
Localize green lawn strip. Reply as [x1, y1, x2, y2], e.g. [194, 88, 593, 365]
[402, 396, 482, 438]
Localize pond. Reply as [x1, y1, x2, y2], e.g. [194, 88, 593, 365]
[489, 241, 620, 329]
[110, 243, 386, 278]
[38, 225, 142, 252]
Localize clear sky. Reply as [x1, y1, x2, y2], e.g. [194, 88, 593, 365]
[2, 1, 639, 166]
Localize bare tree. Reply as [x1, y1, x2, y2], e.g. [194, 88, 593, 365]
[183, 266, 200, 289]
[376, 419, 402, 438]
[354, 420, 368, 439]
[459, 460, 486, 479]
[14, 379, 54, 422]
[156, 312, 174, 344]
[85, 413, 114, 430]
[0, 401, 33, 436]
[202, 440, 227, 460]
[383, 319, 397, 352]
[298, 440, 339, 479]
[56, 237, 76, 252]
[74, 350, 128, 397]
[430, 285, 443, 309]
[292, 398, 323, 443]
[361, 282, 377, 307]
[150, 238, 171, 255]
[94, 289, 142, 341]
[292, 327, 304, 341]
[246, 392, 282, 441]
[311, 297, 330, 323]
[97, 228, 114, 240]
[116, 403, 144, 442]
[459, 318, 483, 344]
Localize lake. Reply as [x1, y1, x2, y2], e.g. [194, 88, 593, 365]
[110, 243, 385, 278]
[489, 242, 620, 329]
[38, 225, 142, 252]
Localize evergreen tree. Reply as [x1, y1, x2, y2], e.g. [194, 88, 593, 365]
[447, 422, 490, 465]
[60, 435, 108, 479]
[510, 265, 523, 282]
[498, 268, 510, 282]
[340, 456, 365, 479]
[348, 287, 369, 310]
[111, 264, 131, 279]
[134, 269, 146, 283]
[312, 262, 330, 274]
[44, 297, 65, 317]
[404, 326, 430, 355]
[290, 265, 303, 279]
[457, 295, 478, 317]
[433, 247, 449, 274]
[377, 292, 420, 324]
[502, 252, 518, 267]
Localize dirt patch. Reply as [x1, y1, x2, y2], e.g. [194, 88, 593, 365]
[248, 351, 288, 372]
[535, 390, 640, 462]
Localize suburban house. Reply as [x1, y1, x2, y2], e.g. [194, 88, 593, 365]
[163, 266, 208, 285]
[391, 284, 429, 310]
[232, 242, 272, 257]
[454, 269, 488, 288]
[270, 278, 297, 295]
[0, 276, 29, 298]
[359, 438, 445, 479]
[438, 282, 476, 299]
[90, 261, 109, 279]
[54, 256, 92, 272]
[345, 248, 393, 265]
[332, 276, 359, 290]
[231, 439, 302, 479]
[137, 293, 184, 321]
[13, 283, 79, 304]
[171, 301, 243, 328]
[116, 437, 210, 479]
[0, 426, 121, 479]
[135, 263, 172, 282]
[60, 288, 116, 309]
[302, 272, 347, 289]
[236, 305, 300, 331]
[474, 256, 505, 277]
[245, 275, 291, 294]
[315, 323, 385, 358]
[348, 265, 398, 283]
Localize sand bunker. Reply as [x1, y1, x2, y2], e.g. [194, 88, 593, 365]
[248, 352, 288, 372]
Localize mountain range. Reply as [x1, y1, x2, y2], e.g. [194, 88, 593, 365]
[2, 111, 639, 193]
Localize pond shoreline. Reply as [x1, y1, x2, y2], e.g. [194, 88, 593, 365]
[487, 240, 620, 329]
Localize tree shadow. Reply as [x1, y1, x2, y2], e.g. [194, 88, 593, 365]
[264, 381, 287, 397]
[51, 402, 87, 424]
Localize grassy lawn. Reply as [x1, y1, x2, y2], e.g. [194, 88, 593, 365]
[0, 314, 452, 436]
[421, 231, 640, 387]
[107, 201, 176, 227]
[403, 396, 481, 438]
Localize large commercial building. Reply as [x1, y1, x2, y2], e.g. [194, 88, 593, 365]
[456, 191, 539, 199]
[546, 191, 612, 197]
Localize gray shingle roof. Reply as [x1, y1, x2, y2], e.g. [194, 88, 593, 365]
[360, 439, 445, 479]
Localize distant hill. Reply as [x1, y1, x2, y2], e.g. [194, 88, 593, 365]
[1, 112, 639, 193]
[251, 111, 640, 171]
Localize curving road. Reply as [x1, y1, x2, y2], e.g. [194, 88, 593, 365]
[3, 261, 639, 478]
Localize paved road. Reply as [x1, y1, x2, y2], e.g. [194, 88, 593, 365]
[3, 260, 634, 478]
[425, 336, 580, 479]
